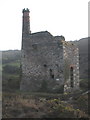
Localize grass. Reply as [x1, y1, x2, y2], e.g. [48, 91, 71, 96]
[3, 61, 20, 67]
[2, 50, 89, 118]
[2, 91, 89, 118]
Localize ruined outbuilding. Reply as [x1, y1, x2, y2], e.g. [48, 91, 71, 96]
[20, 8, 79, 93]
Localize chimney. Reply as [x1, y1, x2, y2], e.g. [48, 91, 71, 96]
[22, 8, 31, 35]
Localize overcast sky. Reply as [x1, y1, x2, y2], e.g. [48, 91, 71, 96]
[0, 0, 89, 50]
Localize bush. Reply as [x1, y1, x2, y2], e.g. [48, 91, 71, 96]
[46, 98, 88, 118]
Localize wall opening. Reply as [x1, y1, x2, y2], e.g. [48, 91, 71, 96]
[32, 44, 37, 50]
[44, 64, 47, 67]
[50, 69, 54, 79]
[51, 74, 54, 79]
[70, 67, 74, 88]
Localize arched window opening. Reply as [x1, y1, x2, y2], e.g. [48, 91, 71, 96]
[70, 67, 74, 88]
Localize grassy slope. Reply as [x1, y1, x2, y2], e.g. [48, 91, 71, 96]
[2, 92, 88, 118]
[2, 50, 21, 91]
[2, 50, 89, 118]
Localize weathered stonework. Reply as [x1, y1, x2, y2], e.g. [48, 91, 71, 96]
[20, 8, 79, 93]
[63, 41, 79, 92]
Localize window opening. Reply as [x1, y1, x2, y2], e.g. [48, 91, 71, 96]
[50, 69, 54, 79]
[32, 44, 37, 49]
[44, 64, 47, 67]
[70, 67, 74, 88]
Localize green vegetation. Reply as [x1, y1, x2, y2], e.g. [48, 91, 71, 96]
[2, 92, 88, 118]
[2, 50, 89, 118]
[2, 50, 21, 92]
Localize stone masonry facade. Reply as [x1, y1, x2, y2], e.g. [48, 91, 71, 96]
[20, 8, 79, 93]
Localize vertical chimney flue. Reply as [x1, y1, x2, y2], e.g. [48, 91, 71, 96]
[22, 8, 31, 35]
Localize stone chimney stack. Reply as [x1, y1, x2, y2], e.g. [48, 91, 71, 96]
[22, 8, 31, 35]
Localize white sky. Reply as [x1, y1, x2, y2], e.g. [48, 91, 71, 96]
[0, 0, 89, 50]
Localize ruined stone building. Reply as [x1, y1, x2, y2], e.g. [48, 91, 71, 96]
[20, 8, 79, 93]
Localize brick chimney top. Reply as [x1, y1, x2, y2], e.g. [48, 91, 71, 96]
[22, 8, 30, 13]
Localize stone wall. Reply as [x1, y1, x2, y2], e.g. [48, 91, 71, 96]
[63, 41, 79, 92]
[20, 31, 65, 92]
